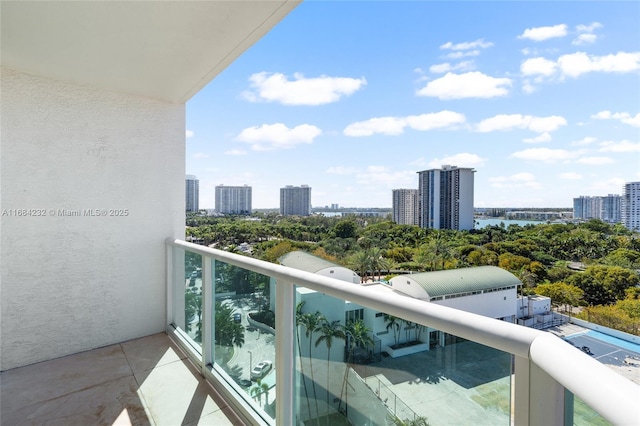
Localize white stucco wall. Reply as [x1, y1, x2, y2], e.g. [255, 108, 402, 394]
[296, 290, 346, 362]
[389, 276, 429, 299]
[1, 69, 184, 370]
[434, 289, 517, 320]
[317, 266, 360, 284]
[528, 296, 551, 316]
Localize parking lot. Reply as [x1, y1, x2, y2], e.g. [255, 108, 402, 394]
[217, 295, 277, 412]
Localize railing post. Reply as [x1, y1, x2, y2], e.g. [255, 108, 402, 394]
[202, 255, 214, 373]
[513, 356, 530, 425]
[170, 246, 186, 330]
[166, 241, 174, 327]
[275, 279, 295, 426]
[514, 355, 567, 425]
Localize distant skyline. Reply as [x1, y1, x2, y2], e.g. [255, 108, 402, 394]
[186, 1, 640, 209]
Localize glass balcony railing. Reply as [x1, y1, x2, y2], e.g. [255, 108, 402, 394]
[166, 239, 639, 426]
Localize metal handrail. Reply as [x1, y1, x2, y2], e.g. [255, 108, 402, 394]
[168, 239, 640, 425]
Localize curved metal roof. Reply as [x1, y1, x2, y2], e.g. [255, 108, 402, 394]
[396, 266, 521, 298]
[279, 251, 344, 274]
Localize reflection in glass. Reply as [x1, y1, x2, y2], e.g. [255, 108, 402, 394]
[294, 288, 512, 426]
[211, 259, 276, 420]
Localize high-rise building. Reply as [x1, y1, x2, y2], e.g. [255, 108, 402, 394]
[573, 195, 621, 223]
[185, 175, 199, 213]
[417, 165, 475, 230]
[392, 189, 419, 225]
[573, 196, 599, 220]
[215, 185, 252, 215]
[622, 182, 640, 231]
[601, 194, 622, 224]
[280, 185, 311, 216]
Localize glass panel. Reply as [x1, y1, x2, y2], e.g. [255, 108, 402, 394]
[210, 259, 276, 421]
[295, 288, 512, 426]
[171, 247, 203, 352]
[573, 395, 610, 426]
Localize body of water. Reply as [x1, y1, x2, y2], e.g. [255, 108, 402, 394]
[474, 218, 545, 229]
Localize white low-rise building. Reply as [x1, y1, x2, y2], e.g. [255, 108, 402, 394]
[388, 266, 519, 322]
[277, 252, 522, 360]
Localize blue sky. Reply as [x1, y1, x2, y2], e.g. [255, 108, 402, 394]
[186, 1, 640, 209]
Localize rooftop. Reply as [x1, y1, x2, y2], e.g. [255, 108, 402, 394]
[395, 266, 521, 298]
[279, 251, 344, 273]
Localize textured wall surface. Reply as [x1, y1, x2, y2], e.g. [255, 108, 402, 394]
[1, 68, 184, 370]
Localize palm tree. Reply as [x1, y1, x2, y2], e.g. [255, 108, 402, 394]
[338, 319, 374, 413]
[413, 245, 439, 272]
[349, 250, 371, 283]
[185, 290, 202, 341]
[429, 231, 454, 270]
[385, 315, 401, 346]
[315, 318, 345, 425]
[295, 302, 313, 420]
[214, 301, 245, 348]
[368, 247, 384, 280]
[300, 311, 323, 422]
[378, 256, 393, 280]
[390, 415, 430, 426]
[250, 379, 270, 406]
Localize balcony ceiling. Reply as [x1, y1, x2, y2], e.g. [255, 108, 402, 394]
[0, 1, 300, 103]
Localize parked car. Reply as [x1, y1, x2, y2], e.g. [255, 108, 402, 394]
[234, 377, 252, 388]
[250, 360, 272, 380]
[233, 313, 242, 323]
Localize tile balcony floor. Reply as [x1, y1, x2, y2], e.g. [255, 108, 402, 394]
[1, 333, 242, 425]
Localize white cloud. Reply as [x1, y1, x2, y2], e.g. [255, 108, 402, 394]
[430, 63, 452, 74]
[576, 156, 615, 165]
[417, 72, 512, 99]
[429, 61, 474, 74]
[224, 149, 247, 156]
[558, 52, 640, 78]
[518, 51, 640, 81]
[521, 57, 557, 76]
[445, 50, 481, 59]
[489, 172, 541, 189]
[576, 22, 603, 33]
[409, 157, 427, 167]
[591, 110, 640, 128]
[241, 72, 366, 106]
[440, 39, 493, 50]
[572, 34, 597, 45]
[571, 136, 597, 146]
[193, 152, 209, 159]
[343, 117, 406, 137]
[523, 132, 552, 143]
[519, 24, 568, 41]
[186, 129, 194, 139]
[405, 111, 467, 131]
[476, 114, 567, 133]
[326, 166, 357, 175]
[426, 153, 487, 169]
[589, 178, 626, 192]
[522, 80, 536, 94]
[236, 123, 321, 151]
[355, 166, 416, 187]
[599, 140, 640, 152]
[511, 148, 577, 163]
[559, 172, 582, 180]
[343, 110, 466, 137]
[573, 22, 603, 45]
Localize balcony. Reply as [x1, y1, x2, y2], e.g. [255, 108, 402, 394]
[1, 239, 638, 425]
[1, 333, 241, 425]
